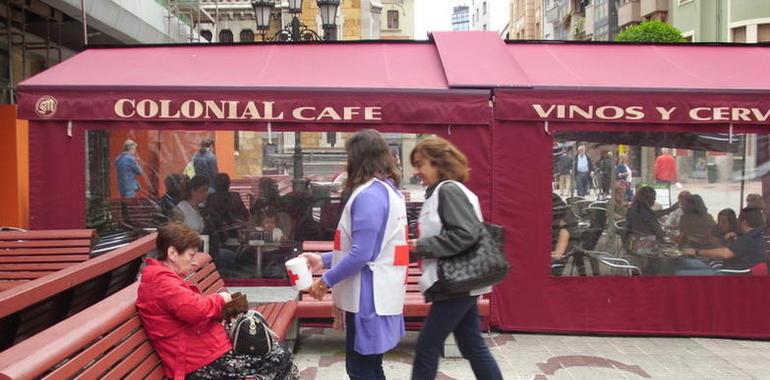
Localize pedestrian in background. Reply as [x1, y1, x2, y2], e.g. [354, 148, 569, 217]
[115, 139, 145, 198]
[408, 136, 503, 380]
[193, 138, 219, 191]
[573, 145, 593, 197]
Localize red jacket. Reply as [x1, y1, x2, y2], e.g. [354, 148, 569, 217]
[136, 258, 231, 380]
[654, 154, 677, 182]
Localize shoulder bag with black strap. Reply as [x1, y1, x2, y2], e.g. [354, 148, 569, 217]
[435, 222, 511, 294]
[227, 310, 277, 357]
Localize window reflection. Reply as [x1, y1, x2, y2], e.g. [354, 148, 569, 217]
[85, 130, 427, 282]
[551, 132, 769, 277]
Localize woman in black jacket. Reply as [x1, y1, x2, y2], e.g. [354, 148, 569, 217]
[407, 136, 502, 380]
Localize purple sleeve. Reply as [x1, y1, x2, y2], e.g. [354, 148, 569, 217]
[322, 183, 388, 287]
[321, 252, 334, 268]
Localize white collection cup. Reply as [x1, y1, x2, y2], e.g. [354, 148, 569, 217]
[285, 256, 313, 291]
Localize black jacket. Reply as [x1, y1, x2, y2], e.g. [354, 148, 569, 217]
[414, 182, 482, 302]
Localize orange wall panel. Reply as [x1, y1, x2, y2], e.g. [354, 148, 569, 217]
[0, 105, 29, 228]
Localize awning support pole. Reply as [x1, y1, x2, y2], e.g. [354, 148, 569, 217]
[544, 121, 551, 136]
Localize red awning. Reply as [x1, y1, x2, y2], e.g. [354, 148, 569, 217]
[505, 42, 770, 92]
[17, 42, 492, 125]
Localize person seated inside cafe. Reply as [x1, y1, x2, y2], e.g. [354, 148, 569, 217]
[160, 173, 187, 219]
[745, 193, 768, 229]
[135, 222, 298, 380]
[677, 207, 768, 276]
[206, 173, 250, 240]
[626, 186, 679, 255]
[551, 193, 578, 276]
[678, 194, 717, 249]
[171, 175, 210, 234]
[712, 208, 739, 246]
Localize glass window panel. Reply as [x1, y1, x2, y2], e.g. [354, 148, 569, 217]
[550, 132, 768, 277]
[85, 129, 428, 282]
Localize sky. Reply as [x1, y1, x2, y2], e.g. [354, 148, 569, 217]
[414, 0, 511, 40]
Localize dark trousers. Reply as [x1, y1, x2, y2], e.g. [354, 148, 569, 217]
[411, 296, 502, 380]
[346, 312, 385, 380]
[575, 172, 591, 197]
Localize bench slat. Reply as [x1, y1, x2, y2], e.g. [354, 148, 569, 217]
[203, 279, 225, 296]
[0, 255, 90, 263]
[0, 280, 25, 290]
[43, 316, 142, 380]
[0, 271, 57, 279]
[197, 270, 220, 294]
[0, 263, 80, 271]
[0, 248, 91, 256]
[102, 340, 155, 380]
[71, 326, 147, 380]
[186, 262, 216, 286]
[124, 352, 162, 380]
[0, 240, 94, 249]
[0, 230, 94, 241]
[145, 364, 166, 380]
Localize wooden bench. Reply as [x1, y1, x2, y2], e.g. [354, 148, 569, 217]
[0, 229, 96, 291]
[0, 233, 155, 352]
[0, 253, 298, 380]
[109, 198, 163, 229]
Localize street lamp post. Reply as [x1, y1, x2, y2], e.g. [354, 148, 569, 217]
[250, 0, 339, 191]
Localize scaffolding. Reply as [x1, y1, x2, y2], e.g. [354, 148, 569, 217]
[166, 0, 216, 43]
[0, 0, 64, 104]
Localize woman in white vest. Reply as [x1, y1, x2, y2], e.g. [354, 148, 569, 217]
[407, 136, 502, 380]
[302, 129, 408, 380]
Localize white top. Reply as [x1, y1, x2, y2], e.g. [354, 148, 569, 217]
[174, 201, 205, 233]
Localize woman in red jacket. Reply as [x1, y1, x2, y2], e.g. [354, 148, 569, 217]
[136, 222, 298, 380]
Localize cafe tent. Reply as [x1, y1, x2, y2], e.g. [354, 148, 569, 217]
[17, 32, 770, 338]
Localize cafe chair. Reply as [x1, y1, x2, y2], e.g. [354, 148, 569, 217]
[588, 201, 608, 210]
[581, 249, 641, 276]
[717, 262, 768, 276]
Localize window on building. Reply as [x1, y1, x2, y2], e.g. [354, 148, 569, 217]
[200, 30, 213, 42]
[240, 29, 255, 42]
[758, 23, 770, 43]
[219, 29, 234, 43]
[483, 24, 487, 31]
[387, 10, 399, 29]
[732, 26, 746, 43]
[483, 1, 487, 15]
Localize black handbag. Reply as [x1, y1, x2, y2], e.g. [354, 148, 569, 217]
[435, 223, 510, 294]
[227, 310, 277, 356]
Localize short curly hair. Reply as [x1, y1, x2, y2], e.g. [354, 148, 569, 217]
[410, 136, 469, 183]
[156, 222, 202, 260]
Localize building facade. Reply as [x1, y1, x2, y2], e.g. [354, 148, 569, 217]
[470, 0, 510, 34]
[452, 5, 471, 31]
[672, 0, 770, 43]
[381, 0, 415, 39]
[544, 0, 588, 40]
[616, 0, 670, 31]
[198, 0, 385, 43]
[509, 0, 543, 39]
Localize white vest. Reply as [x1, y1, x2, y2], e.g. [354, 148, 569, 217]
[418, 180, 491, 296]
[332, 179, 409, 315]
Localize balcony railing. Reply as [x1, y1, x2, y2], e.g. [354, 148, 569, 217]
[618, 0, 641, 28]
[640, 0, 669, 18]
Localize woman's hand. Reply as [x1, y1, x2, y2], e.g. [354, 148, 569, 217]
[219, 292, 232, 303]
[407, 239, 419, 252]
[301, 252, 324, 273]
[682, 248, 696, 257]
[308, 279, 328, 301]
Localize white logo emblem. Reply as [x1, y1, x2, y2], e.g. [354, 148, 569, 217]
[35, 96, 58, 118]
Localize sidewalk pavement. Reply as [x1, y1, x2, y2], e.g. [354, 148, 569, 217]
[293, 328, 770, 379]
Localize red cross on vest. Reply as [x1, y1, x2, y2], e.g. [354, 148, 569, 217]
[287, 270, 299, 286]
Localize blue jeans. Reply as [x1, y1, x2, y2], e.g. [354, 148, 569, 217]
[676, 258, 720, 276]
[411, 296, 502, 380]
[575, 172, 590, 197]
[346, 312, 385, 380]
